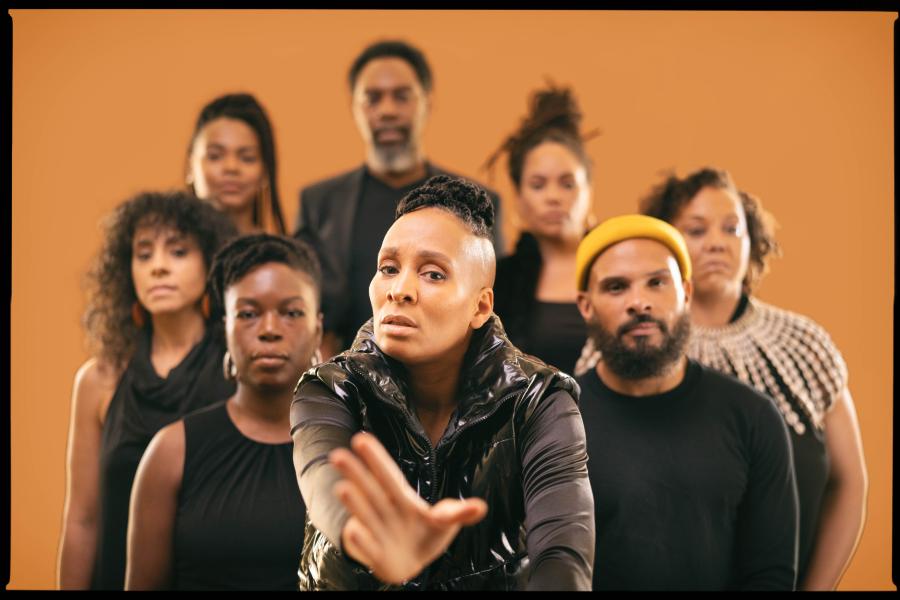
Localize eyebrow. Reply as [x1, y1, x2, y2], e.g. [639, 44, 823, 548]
[364, 85, 413, 94]
[206, 142, 259, 152]
[134, 233, 187, 247]
[234, 296, 306, 305]
[598, 268, 671, 284]
[379, 247, 452, 264]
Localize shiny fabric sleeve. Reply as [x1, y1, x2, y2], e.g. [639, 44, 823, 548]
[518, 389, 595, 591]
[733, 394, 799, 590]
[290, 378, 360, 551]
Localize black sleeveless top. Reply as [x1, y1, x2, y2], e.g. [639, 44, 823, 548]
[92, 326, 235, 590]
[173, 401, 306, 590]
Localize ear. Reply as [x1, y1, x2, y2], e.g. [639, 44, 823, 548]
[314, 311, 324, 349]
[575, 290, 594, 322]
[681, 277, 693, 310]
[470, 287, 494, 330]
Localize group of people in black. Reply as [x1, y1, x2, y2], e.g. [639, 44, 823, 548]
[57, 39, 868, 591]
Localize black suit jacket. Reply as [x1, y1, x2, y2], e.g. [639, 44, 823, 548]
[294, 163, 504, 338]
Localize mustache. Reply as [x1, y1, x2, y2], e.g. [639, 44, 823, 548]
[616, 314, 669, 337]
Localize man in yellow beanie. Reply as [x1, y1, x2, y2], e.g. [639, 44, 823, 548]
[574, 214, 799, 591]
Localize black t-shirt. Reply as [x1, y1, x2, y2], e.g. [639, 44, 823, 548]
[577, 360, 798, 591]
[344, 169, 428, 343]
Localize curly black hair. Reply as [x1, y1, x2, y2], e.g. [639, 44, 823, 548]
[348, 39, 432, 93]
[639, 168, 782, 294]
[83, 191, 238, 369]
[483, 82, 598, 188]
[207, 233, 322, 317]
[187, 93, 287, 235]
[395, 174, 494, 239]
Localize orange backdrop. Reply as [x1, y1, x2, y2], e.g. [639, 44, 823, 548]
[8, 9, 895, 590]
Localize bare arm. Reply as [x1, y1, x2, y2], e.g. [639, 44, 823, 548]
[800, 389, 868, 590]
[124, 421, 185, 590]
[56, 359, 116, 589]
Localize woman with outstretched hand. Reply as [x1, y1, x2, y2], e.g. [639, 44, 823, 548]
[291, 175, 595, 590]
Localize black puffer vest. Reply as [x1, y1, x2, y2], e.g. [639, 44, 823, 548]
[294, 315, 580, 590]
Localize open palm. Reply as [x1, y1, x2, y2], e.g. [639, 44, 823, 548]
[331, 432, 488, 585]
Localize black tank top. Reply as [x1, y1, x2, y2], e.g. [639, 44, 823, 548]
[173, 401, 306, 590]
[92, 326, 235, 590]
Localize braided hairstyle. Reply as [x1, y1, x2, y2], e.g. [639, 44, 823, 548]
[484, 83, 596, 189]
[187, 93, 287, 235]
[207, 233, 323, 319]
[639, 168, 782, 294]
[396, 174, 494, 240]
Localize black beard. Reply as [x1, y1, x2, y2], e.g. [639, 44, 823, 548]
[589, 311, 692, 380]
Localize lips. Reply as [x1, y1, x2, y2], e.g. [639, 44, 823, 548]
[147, 285, 177, 295]
[374, 127, 408, 144]
[218, 182, 245, 194]
[381, 314, 417, 327]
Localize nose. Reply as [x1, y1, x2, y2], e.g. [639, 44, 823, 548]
[223, 152, 241, 173]
[386, 268, 417, 305]
[703, 228, 728, 253]
[625, 288, 652, 317]
[149, 252, 170, 277]
[259, 310, 283, 341]
[375, 95, 400, 121]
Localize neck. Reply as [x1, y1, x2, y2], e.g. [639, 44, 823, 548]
[150, 308, 205, 353]
[534, 234, 580, 302]
[535, 233, 580, 260]
[596, 355, 688, 397]
[690, 286, 743, 327]
[225, 205, 258, 235]
[367, 155, 428, 189]
[231, 383, 292, 425]
[406, 337, 469, 446]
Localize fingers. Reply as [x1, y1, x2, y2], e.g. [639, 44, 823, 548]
[429, 497, 489, 527]
[334, 479, 389, 543]
[351, 433, 428, 511]
[330, 447, 394, 521]
[341, 515, 380, 568]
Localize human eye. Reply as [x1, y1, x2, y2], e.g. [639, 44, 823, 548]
[170, 246, 189, 258]
[378, 263, 399, 276]
[723, 223, 741, 236]
[365, 91, 381, 106]
[603, 280, 626, 294]
[236, 308, 257, 319]
[286, 307, 306, 318]
[422, 270, 446, 282]
[240, 153, 260, 164]
[684, 227, 706, 237]
[648, 277, 666, 288]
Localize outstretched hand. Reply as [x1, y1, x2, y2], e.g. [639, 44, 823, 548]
[330, 432, 488, 585]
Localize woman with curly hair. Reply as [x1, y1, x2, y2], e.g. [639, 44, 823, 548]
[485, 84, 598, 373]
[575, 168, 868, 590]
[186, 93, 287, 235]
[57, 191, 238, 590]
[126, 234, 322, 590]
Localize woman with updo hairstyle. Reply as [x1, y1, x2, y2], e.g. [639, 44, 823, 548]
[57, 191, 237, 589]
[485, 84, 598, 373]
[291, 175, 594, 590]
[126, 234, 322, 590]
[576, 168, 867, 590]
[186, 93, 287, 235]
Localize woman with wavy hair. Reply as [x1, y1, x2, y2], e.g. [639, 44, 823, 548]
[485, 83, 598, 373]
[57, 191, 237, 589]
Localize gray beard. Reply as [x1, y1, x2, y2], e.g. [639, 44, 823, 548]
[370, 142, 418, 175]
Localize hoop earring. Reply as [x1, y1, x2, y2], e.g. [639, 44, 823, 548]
[131, 302, 146, 328]
[310, 349, 323, 367]
[223, 351, 237, 381]
[200, 294, 211, 320]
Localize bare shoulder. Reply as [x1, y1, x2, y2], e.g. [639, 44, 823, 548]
[146, 420, 186, 465]
[73, 358, 121, 423]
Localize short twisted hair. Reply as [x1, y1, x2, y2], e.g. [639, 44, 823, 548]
[639, 168, 781, 294]
[84, 191, 237, 369]
[484, 83, 596, 189]
[396, 174, 494, 239]
[207, 233, 322, 317]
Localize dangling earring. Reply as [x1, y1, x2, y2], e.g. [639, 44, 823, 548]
[131, 302, 146, 328]
[223, 351, 237, 381]
[310, 349, 323, 367]
[200, 294, 211, 320]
